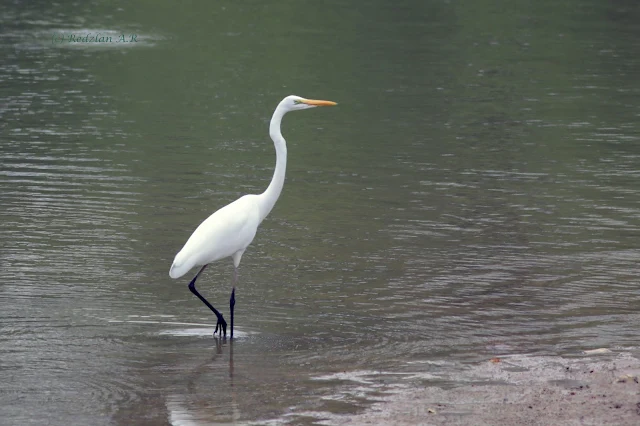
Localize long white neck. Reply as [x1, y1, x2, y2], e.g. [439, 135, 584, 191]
[257, 103, 288, 223]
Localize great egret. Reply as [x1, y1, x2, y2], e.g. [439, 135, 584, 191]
[169, 95, 337, 339]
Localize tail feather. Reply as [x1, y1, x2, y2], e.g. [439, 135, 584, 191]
[169, 252, 193, 279]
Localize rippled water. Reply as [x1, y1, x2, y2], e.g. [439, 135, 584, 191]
[2, 1, 640, 425]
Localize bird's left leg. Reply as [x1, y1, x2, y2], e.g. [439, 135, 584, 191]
[230, 267, 237, 339]
[188, 265, 227, 337]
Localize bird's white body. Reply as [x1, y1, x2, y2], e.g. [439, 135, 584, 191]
[168, 95, 336, 338]
[169, 95, 336, 281]
[169, 194, 260, 279]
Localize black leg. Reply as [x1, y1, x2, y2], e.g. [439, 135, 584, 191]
[230, 287, 236, 339]
[187, 265, 227, 337]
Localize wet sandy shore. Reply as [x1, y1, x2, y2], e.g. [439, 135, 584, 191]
[332, 351, 640, 426]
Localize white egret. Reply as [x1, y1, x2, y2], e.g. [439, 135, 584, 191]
[169, 95, 337, 338]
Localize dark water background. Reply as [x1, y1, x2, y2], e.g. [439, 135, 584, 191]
[1, 1, 640, 424]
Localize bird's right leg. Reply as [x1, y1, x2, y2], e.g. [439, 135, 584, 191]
[188, 265, 227, 337]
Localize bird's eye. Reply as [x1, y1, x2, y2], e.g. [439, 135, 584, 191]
[293, 100, 302, 105]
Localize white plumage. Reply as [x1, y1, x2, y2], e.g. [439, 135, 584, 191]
[170, 195, 260, 279]
[169, 95, 337, 338]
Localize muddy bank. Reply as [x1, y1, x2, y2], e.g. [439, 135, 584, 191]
[331, 352, 640, 425]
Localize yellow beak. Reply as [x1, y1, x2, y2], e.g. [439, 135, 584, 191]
[301, 99, 338, 106]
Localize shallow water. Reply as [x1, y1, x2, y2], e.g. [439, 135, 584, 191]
[2, 1, 640, 424]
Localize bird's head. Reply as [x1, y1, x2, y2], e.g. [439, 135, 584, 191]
[280, 95, 337, 112]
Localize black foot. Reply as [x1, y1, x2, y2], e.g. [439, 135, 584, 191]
[214, 315, 227, 337]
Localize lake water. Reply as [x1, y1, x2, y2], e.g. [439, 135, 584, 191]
[2, 1, 640, 424]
